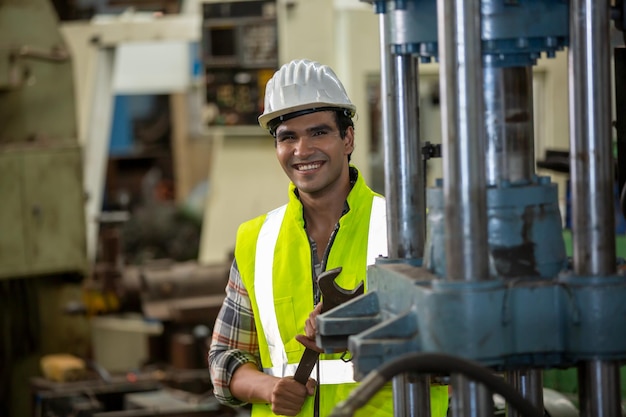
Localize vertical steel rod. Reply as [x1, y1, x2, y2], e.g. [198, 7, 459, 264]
[377, 9, 410, 417]
[406, 374, 431, 417]
[378, 10, 431, 416]
[450, 374, 493, 417]
[437, 0, 488, 283]
[483, 66, 535, 186]
[437, 0, 489, 410]
[578, 360, 621, 417]
[505, 370, 544, 417]
[383, 53, 426, 258]
[569, 0, 616, 275]
[569, 1, 620, 415]
[389, 53, 425, 259]
[380, 9, 399, 255]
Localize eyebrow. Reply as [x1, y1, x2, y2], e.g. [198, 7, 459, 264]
[276, 123, 335, 137]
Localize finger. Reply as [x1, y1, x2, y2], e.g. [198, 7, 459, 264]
[274, 377, 308, 398]
[304, 317, 316, 338]
[306, 303, 323, 336]
[306, 378, 317, 396]
[295, 334, 324, 352]
[271, 400, 301, 416]
[313, 301, 324, 313]
[272, 403, 300, 416]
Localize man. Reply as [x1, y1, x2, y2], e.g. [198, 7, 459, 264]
[208, 59, 448, 417]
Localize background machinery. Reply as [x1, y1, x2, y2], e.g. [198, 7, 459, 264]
[0, 1, 234, 416]
[4, 0, 626, 416]
[317, 1, 626, 417]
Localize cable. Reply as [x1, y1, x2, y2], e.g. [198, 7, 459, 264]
[329, 352, 544, 417]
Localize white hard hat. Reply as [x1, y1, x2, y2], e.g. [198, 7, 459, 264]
[258, 59, 356, 130]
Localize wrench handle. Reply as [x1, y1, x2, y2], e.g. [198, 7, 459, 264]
[293, 348, 320, 385]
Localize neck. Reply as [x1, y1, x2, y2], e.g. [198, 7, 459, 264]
[299, 169, 352, 250]
[301, 192, 347, 228]
[299, 168, 352, 226]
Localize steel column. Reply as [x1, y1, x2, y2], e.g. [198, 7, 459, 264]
[569, 1, 620, 415]
[437, 0, 489, 283]
[449, 374, 492, 417]
[483, 66, 535, 186]
[505, 370, 544, 417]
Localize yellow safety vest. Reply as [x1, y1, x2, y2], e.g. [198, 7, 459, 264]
[235, 169, 448, 417]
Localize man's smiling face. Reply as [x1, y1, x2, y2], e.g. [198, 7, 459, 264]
[274, 111, 354, 197]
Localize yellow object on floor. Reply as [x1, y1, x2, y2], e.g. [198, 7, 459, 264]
[40, 353, 86, 382]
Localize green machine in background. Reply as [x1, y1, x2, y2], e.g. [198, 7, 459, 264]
[0, 1, 90, 415]
[0, 0, 86, 279]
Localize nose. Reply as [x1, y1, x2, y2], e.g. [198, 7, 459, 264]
[293, 136, 315, 158]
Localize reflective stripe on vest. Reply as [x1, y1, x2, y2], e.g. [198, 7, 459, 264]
[255, 204, 288, 375]
[367, 196, 388, 264]
[254, 197, 387, 385]
[263, 359, 355, 385]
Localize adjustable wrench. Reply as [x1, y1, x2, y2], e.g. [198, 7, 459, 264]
[293, 266, 364, 384]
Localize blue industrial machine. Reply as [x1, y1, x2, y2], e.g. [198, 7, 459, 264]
[318, 1, 626, 416]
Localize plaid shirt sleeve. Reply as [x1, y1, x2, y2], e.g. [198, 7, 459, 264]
[208, 259, 262, 406]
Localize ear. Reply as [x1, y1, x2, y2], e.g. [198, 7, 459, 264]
[343, 126, 355, 155]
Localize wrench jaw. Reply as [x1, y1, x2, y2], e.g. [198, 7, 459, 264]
[292, 266, 366, 384]
[317, 266, 365, 312]
[315, 267, 366, 352]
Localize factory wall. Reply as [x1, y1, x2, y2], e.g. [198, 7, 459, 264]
[534, 51, 570, 209]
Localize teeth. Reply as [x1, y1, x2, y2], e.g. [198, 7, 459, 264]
[297, 163, 321, 171]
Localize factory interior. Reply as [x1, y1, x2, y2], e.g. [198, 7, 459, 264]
[2, 0, 626, 416]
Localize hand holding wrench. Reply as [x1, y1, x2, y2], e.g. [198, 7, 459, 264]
[293, 267, 364, 385]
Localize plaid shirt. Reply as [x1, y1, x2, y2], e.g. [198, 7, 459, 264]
[208, 260, 261, 406]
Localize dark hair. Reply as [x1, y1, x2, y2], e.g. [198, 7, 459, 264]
[334, 110, 354, 162]
[334, 109, 354, 138]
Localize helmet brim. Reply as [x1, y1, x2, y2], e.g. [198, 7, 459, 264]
[258, 102, 356, 130]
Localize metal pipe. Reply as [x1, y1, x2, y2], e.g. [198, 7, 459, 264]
[569, 1, 620, 415]
[392, 375, 408, 417]
[407, 374, 431, 417]
[437, 0, 489, 282]
[505, 370, 544, 417]
[392, 373, 431, 417]
[577, 360, 622, 417]
[379, 11, 431, 416]
[385, 53, 425, 259]
[380, 9, 398, 256]
[449, 374, 493, 417]
[376, 10, 417, 417]
[483, 66, 535, 186]
[568, 0, 616, 276]
[436, 0, 489, 410]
